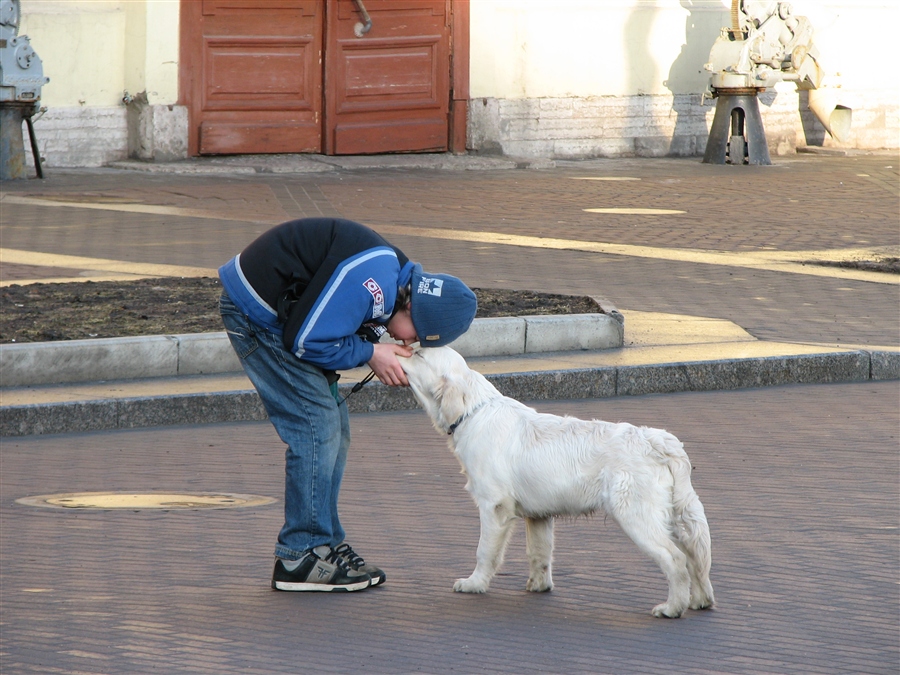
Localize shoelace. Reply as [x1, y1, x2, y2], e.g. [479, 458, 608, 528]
[332, 543, 366, 569]
[318, 547, 354, 572]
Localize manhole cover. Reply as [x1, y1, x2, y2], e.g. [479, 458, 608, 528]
[16, 491, 277, 510]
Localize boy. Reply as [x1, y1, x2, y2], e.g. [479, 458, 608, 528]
[219, 218, 477, 591]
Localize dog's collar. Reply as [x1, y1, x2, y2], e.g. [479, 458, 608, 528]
[447, 416, 466, 435]
[447, 401, 490, 435]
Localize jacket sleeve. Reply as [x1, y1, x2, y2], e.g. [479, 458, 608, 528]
[289, 248, 399, 371]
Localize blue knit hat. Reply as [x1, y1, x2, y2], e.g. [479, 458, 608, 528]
[410, 264, 477, 347]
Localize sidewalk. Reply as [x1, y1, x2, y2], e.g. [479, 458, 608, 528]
[3, 383, 897, 674]
[0, 152, 898, 674]
[1, 152, 898, 436]
[1, 307, 896, 436]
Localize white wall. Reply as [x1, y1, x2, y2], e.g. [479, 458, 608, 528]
[20, 0, 179, 106]
[20, 0, 127, 108]
[470, 0, 898, 98]
[14, 0, 899, 166]
[468, 0, 900, 157]
[124, 0, 180, 105]
[19, 0, 181, 166]
[470, 0, 726, 98]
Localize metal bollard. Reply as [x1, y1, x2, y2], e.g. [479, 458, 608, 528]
[703, 89, 771, 166]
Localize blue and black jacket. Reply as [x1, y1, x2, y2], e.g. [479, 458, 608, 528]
[219, 218, 414, 371]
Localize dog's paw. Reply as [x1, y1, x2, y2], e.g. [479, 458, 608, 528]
[651, 602, 685, 619]
[453, 577, 488, 593]
[526, 577, 553, 592]
[690, 586, 716, 610]
[690, 597, 715, 611]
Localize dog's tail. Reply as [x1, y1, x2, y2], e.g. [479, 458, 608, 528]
[648, 430, 713, 589]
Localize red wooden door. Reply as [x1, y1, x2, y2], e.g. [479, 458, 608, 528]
[324, 0, 452, 154]
[182, 0, 324, 155]
[180, 0, 459, 156]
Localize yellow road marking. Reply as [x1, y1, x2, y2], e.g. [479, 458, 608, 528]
[571, 176, 641, 181]
[0, 248, 217, 286]
[375, 225, 898, 285]
[3, 196, 895, 285]
[584, 207, 686, 214]
[2, 274, 174, 286]
[1, 194, 270, 223]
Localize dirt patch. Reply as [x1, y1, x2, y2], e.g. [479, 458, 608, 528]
[0, 277, 602, 344]
[803, 257, 900, 274]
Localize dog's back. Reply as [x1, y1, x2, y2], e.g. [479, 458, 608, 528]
[470, 409, 683, 516]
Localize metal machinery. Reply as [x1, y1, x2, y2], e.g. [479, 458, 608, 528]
[702, 0, 851, 165]
[0, 0, 48, 179]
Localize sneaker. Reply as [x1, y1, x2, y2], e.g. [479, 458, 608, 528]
[332, 543, 386, 586]
[271, 545, 372, 592]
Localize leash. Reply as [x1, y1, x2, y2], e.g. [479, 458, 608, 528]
[338, 370, 376, 406]
[447, 400, 491, 435]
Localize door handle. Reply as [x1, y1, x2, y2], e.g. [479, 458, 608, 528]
[353, 0, 372, 37]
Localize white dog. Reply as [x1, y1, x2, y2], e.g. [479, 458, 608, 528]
[398, 346, 715, 618]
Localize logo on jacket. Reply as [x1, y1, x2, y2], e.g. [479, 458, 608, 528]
[417, 277, 443, 297]
[363, 278, 385, 318]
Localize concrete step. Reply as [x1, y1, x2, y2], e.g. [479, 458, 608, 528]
[2, 310, 897, 437]
[0, 313, 624, 387]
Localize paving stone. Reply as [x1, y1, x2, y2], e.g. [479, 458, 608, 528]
[1, 383, 896, 673]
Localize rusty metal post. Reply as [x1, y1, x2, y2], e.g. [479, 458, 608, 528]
[1, 0, 48, 179]
[0, 100, 28, 178]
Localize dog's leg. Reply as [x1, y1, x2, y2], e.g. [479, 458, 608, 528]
[454, 502, 516, 593]
[615, 514, 691, 618]
[671, 466, 716, 610]
[676, 522, 715, 611]
[670, 537, 714, 611]
[680, 516, 715, 610]
[653, 437, 716, 612]
[686, 557, 715, 611]
[524, 516, 554, 592]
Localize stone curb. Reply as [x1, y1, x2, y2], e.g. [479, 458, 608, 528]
[106, 153, 557, 174]
[0, 313, 624, 388]
[2, 349, 897, 437]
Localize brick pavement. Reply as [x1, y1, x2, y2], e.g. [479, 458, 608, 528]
[1, 155, 897, 348]
[1, 153, 898, 672]
[1, 382, 897, 674]
[3, 156, 898, 253]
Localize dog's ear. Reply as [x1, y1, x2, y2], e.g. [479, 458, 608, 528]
[437, 372, 468, 430]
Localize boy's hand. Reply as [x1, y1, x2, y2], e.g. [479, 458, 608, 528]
[368, 343, 413, 386]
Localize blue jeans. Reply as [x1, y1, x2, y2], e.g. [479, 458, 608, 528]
[219, 291, 350, 560]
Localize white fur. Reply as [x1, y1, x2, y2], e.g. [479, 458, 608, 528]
[399, 346, 715, 618]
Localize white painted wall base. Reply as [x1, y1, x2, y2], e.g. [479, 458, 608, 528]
[125, 97, 189, 163]
[468, 90, 899, 160]
[27, 107, 128, 168]
[26, 103, 188, 169]
[21, 92, 896, 168]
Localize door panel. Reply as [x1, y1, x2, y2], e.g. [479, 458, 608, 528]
[181, 0, 457, 156]
[202, 38, 315, 110]
[337, 37, 443, 111]
[186, 0, 323, 155]
[325, 0, 451, 154]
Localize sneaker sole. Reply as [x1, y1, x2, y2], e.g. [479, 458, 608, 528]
[272, 578, 371, 592]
